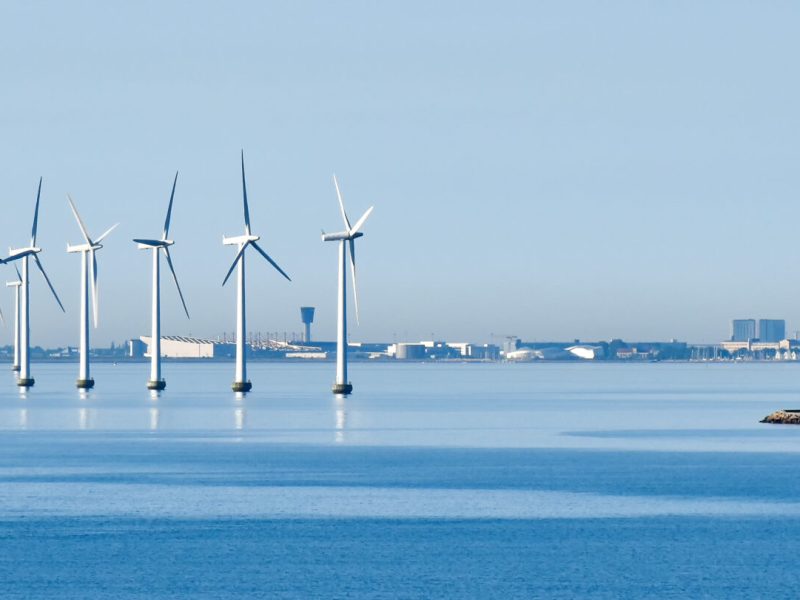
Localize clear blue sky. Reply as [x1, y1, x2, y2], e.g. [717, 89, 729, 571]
[1, 1, 798, 346]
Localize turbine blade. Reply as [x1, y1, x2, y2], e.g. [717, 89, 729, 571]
[222, 243, 247, 286]
[14, 266, 21, 281]
[0, 306, 4, 326]
[90, 249, 99, 328]
[164, 247, 190, 319]
[251, 241, 291, 282]
[132, 238, 163, 246]
[67, 195, 92, 244]
[241, 151, 251, 235]
[33, 255, 65, 312]
[333, 175, 352, 231]
[349, 238, 359, 325]
[163, 171, 178, 239]
[349, 206, 374, 235]
[95, 223, 119, 244]
[31, 177, 42, 246]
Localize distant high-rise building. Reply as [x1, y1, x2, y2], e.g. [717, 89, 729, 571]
[731, 319, 756, 342]
[759, 319, 786, 343]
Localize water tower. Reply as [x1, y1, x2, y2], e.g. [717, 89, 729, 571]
[300, 307, 315, 343]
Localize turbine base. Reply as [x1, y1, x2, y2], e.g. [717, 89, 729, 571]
[232, 381, 252, 393]
[76, 379, 95, 389]
[332, 382, 353, 395]
[11, 365, 20, 372]
[147, 380, 166, 391]
[16, 378, 34, 388]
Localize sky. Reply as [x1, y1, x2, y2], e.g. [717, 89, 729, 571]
[1, 0, 799, 346]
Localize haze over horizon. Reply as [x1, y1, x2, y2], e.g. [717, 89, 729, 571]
[1, 1, 798, 347]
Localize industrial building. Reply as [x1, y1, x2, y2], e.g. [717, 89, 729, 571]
[393, 343, 426, 360]
[140, 336, 235, 359]
[504, 339, 688, 361]
[505, 344, 604, 361]
[386, 341, 500, 360]
[566, 345, 604, 360]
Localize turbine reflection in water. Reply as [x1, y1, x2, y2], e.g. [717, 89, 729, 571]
[334, 394, 347, 443]
[78, 407, 89, 430]
[234, 407, 246, 431]
[149, 407, 160, 431]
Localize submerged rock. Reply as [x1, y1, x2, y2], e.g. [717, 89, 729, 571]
[761, 410, 800, 424]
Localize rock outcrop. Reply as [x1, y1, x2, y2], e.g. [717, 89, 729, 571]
[761, 410, 800, 424]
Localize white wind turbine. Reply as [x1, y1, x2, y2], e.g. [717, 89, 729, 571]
[321, 175, 374, 395]
[132, 172, 190, 391]
[4, 177, 65, 387]
[5, 266, 22, 372]
[222, 151, 291, 392]
[66, 195, 118, 389]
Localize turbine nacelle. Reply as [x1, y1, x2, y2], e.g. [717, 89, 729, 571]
[133, 239, 174, 250]
[7, 247, 41, 260]
[223, 233, 260, 246]
[67, 243, 102, 253]
[321, 231, 363, 242]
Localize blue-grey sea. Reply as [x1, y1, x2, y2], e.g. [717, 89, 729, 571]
[1, 361, 800, 598]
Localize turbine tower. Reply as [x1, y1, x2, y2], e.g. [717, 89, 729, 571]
[66, 195, 118, 389]
[222, 151, 291, 392]
[132, 172, 190, 391]
[321, 175, 374, 395]
[5, 267, 22, 372]
[4, 178, 65, 388]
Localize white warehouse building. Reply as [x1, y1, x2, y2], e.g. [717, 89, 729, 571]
[140, 336, 226, 359]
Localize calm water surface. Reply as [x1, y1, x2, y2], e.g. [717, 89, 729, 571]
[1, 361, 799, 598]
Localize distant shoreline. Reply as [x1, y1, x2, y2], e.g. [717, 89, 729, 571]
[2, 358, 799, 365]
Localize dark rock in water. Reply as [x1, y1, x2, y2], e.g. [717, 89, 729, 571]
[761, 410, 800, 424]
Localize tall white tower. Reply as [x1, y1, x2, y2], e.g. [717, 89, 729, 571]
[222, 151, 291, 392]
[321, 175, 374, 395]
[132, 172, 190, 391]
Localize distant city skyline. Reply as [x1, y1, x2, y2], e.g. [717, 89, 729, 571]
[1, 1, 799, 347]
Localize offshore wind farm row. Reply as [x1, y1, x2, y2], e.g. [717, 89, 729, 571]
[1, 152, 374, 395]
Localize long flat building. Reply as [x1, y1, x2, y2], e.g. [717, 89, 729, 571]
[140, 336, 233, 358]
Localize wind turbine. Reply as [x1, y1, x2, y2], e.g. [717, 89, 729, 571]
[4, 178, 65, 387]
[321, 175, 374, 395]
[5, 267, 22, 372]
[66, 195, 118, 389]
[132, 171, 190, 391]
[222, 151, 291, 392]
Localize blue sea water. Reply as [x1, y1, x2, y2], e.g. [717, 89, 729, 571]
[1, 361, 800, 598]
